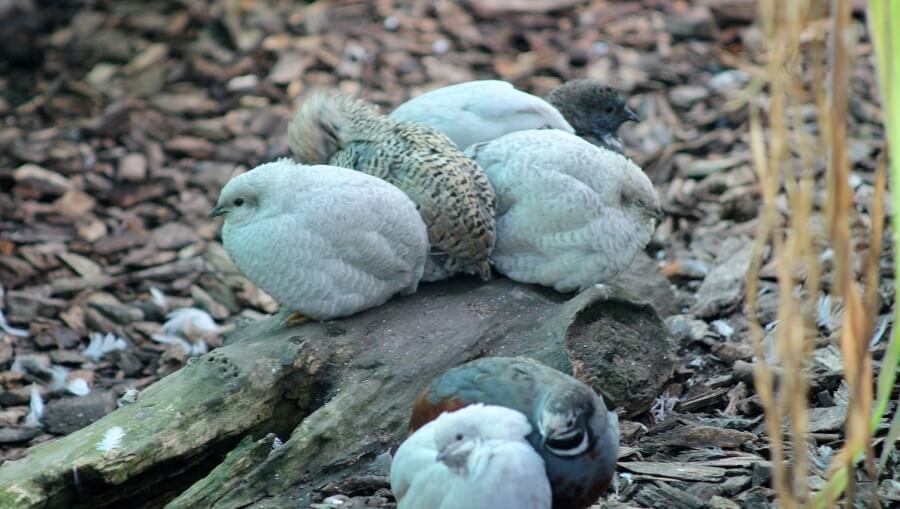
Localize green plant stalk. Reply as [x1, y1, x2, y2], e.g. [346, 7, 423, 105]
[813, 2, 900, 506]
[868, 0, 899, 443]
[879, 399, 900, 467]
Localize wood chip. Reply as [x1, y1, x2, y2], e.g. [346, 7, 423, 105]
[58, 252, 103, 277]
[13, 163, 71, 196]
[620, 461, 727, 482]
[645, 425, 756, 449]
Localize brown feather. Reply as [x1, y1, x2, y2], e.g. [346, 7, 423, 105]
[288, 91, 496, 281]
[408, 390, 470, 435]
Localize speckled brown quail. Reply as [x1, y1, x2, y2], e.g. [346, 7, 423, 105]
[288, 91, 496, 281]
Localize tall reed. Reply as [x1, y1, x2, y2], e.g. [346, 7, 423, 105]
[747, 0, 892, 507]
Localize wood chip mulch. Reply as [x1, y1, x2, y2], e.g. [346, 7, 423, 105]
[0, 0, 896, 507]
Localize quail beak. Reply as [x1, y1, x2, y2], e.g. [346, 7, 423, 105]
[436, 449, 460, 470]
[545, 428, 579, 444]
[209, 205, 226, 219]
[624, 105, 640, 123]
[654, 206, 665, 222]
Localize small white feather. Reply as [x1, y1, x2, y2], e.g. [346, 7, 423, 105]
[813, 444, 834, 470]
[117, 388, 140, 407]
[191, 339, 208, 356]
[650, 394, 679, 422]
[151, 333, 207, 358]
[48, 365, 70, 392]
[67, 378, 91, 396]
[149, 287, 168, 309]
[0, 308, 30, 338]
[613, 472, 634, 499]
[24, 386, 44, 428]
[153, 308, 218, 358]
[711, 320, 734, 340]
[161, 308, 220, 341]
[321, 495, 350, 506]
[150, 333, 178, 345]
[83, 332, 128, 361]
[870, 315, 890, 348]
[96, 426, 126, 453]
[816, 294, 833, 329]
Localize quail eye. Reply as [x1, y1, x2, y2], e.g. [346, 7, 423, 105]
[606, 106, 614, 114]
[234, 198, 245, 207]
[455, 433, 463, 441]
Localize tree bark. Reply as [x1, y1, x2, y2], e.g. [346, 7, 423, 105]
[0, 277, 674, 509]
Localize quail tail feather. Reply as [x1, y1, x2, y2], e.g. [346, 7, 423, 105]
[288, 91, 381, 165]
[475, 259, 492, 281]
[423, 256, 492, 283]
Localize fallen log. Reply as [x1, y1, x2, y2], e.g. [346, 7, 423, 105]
[0, 276, 675, 509]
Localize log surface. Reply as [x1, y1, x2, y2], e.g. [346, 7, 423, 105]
[0, 277, 674, 509]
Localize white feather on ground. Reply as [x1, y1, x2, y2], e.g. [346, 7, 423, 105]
[151, 307, 219, 357]
[391, 404, 551, 509]
[466, 129, 661, 292]
[160, 308, 219, 341]
[13, 360, 90, 396]
[48, 365, 69, 390]
[49, 365, 90, 395]
[214, 159, 429, 320]
[82, 332, 128, 361]
[0, 308, 29, 338]
[117, 388, 140, 407]
[390, 80, 573, 150]
[67, 378, 91, 396]
[149, 286, 168, 310]
[96, 426, 126, 453]
[24, 385, 44, 428]
[151, 333, 208, 357]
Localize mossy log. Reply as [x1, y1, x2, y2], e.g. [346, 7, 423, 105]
[0, 277, 675, 509]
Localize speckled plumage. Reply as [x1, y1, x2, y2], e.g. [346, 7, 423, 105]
[390, 80, 574, 150]
[392, 404, 551, 509]
[409, 357, 618, 509]
[466, 129, 661, 293]
[212, 159, 428, 320]
[288, 91, 496, 282]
